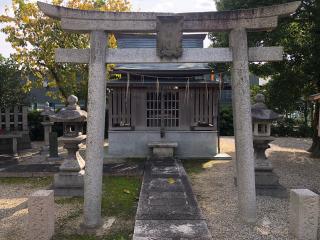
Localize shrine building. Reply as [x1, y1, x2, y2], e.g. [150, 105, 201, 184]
[107, 34, 219, 159]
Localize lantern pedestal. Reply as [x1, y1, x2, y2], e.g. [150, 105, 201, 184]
[253, 136, 287, 198]
[40, 102, 55, 156]
[41, 121, 54, 154]
[53, 135, 86, 196]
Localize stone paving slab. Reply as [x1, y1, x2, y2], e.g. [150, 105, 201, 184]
[134, 157, 212, 239]
[133, 220, 212, 239]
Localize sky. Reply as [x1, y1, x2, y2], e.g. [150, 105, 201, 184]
[0, 0, 216, 57]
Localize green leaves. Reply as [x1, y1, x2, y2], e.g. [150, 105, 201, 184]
[0, 0, 131, 102]
[212, 0, 317, 116]
[0, 57, 27, 107]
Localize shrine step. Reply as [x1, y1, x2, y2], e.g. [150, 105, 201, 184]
[133, 157, 212, 239]
[148, 142, 178, 158]
[133, 220, 212, 239]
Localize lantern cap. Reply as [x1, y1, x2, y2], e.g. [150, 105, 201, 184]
[41, 102, 55, 116]
[50, 95, 87, 122]
[251, 94, 280, 121]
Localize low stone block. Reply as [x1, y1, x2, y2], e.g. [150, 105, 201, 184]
[148, 142, 178, 158]
[54, 171, 84, 188]
[53, 170, 84, 196]
[28, 190, 55, 240]
[289, 189, 319, 240]
[255, 171, 280, 186]
[153, 147, 174, 158]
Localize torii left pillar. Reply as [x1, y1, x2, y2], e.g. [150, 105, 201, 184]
[230, 28, 256, 222]
[83, 31, 107, 228]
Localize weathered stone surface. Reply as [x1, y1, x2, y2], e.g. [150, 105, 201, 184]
[253, 136, 274, 170]
[83, 30, 107, 229]
[28, 190, 55, 240]
[253, 136, 287, 197]
[151, 165, 180, 176]
[58, 136, 86, 172]
[152, 148, 174, 158]
[49, 132, 59, 158]
[52, 103, 86, 197]
[289, 189, 319, 240]
[134, 158, 212, 238]
[230, 28, 256, 223]
[54, 170, 84, 188]
[50, 95, 87, 123]
[156, 16, 183, 59]
[147, 178, 184, 192]
[108, 131, 218, 159]
[255, 171, 280, 186]
[41, 121, 54, 153]
[41, 102, 55, 153]
[55, 47, 283, 64]
[148, 191, 187, 206]
[38, 1, 300, 32]
[133, 220, 212, 239]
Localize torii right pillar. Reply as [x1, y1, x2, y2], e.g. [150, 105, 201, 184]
[230, 28, 256, 222]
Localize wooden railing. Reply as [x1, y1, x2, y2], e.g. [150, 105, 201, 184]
[109, 88, 132, 128]
[191, 88, 217, 128]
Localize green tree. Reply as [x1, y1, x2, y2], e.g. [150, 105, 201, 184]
[212, 0, 320, 156]
[0, 55, 27, 107]
[0, 0, 131, 104]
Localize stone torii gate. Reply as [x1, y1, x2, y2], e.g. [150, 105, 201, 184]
[38, 1, 300, 228]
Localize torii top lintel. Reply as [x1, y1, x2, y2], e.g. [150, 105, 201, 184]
[37, 1, 300, 33]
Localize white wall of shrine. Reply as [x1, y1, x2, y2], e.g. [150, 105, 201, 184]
[107, 130, 217, 159]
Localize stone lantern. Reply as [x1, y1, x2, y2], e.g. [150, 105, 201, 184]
[251, 94, 285, 197]
[50, 95, 87, 196]
[40, 102, 55, 154]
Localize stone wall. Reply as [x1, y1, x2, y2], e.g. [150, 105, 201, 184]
[107, 130, 218, 159]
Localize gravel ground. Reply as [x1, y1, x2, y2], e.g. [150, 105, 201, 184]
[191, 136, 320, 240]
[0, 179, 83, 240]
[1, 137, 320, 240]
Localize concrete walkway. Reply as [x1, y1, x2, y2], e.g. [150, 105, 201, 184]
[133, 157, 212, 239]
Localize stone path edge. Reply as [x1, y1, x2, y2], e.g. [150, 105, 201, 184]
[0, 163, 144, 177]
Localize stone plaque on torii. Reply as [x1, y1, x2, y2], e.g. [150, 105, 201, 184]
[38, 1, 300, 229]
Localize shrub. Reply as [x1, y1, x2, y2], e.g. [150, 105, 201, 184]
[28, 110, 44, 141]
[219, 105, 234, 136]
[28, 110, 63, 141]
[218, 106, 312, 138]
[272, 118, 312, 138]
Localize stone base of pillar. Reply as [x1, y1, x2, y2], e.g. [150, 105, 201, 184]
[78, 221, 105, 235]
[235, 171, 287, 198]
[255, 170, 287, 198]
[53, 170, 84, 196]
[253, 136, 287, 198]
